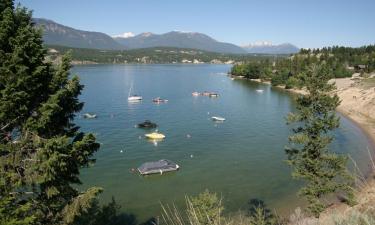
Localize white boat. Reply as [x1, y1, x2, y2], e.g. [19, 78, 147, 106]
[153, 97, 168, 103]
[128, 83, 142, 102]
[192, 91, 200, 96]
[128, 95, 143, 102]
[211, 116, 226, 121]
[145, 131, 166, 139]
[256, 89, 264, 93]
[209, 92, 219, 97]
[83, 113, 97, 119]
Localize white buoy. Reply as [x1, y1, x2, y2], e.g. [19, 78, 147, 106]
[120, 150, 123, 153]
[190, 154, 194, 158]
[186, 134, 191, 138]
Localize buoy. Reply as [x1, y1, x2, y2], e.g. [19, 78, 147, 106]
[120, 150, 123, 153]
[190, 154, 194, 158]
[186, 134, 191, 138]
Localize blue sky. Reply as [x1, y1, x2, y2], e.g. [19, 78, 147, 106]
[17, 0, 375, 48]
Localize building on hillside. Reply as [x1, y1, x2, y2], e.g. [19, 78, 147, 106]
[355, 64, 367, 72]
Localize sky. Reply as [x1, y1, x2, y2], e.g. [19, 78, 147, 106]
[17, 0, 375, 48]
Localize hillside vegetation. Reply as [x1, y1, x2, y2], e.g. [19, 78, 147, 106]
[231, 45, 375, 88]
[46, 45, 286, 64]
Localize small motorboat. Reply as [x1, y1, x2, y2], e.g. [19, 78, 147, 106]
[145, 131, 166, 139]
[256, 89, 264, 93]
[83, 113, 97, 119]
[152, 97, 168, 103]
[137, 159, 179, 175]
[209, 92, 219, 97]
[137, 120, 158, 128]
[211, 116, 226, 121]
[192, 92, 200, 96]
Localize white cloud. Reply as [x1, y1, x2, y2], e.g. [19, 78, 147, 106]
[112, 32, 135, 38]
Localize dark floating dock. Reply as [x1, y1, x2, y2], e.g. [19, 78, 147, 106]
[138, 159, 179, 175]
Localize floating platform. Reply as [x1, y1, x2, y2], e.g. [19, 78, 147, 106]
[137, 159, 179, 175]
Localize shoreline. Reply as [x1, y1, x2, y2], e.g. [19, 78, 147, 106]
[241, 76, 375, 223]
[243, 77, 375, 152]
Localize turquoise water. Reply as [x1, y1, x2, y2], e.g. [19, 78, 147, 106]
[73, 64, 373, 221]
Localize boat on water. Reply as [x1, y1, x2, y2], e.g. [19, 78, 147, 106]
[209, 92, 219, 97]
[202, 91, 211, 96]
[192, 91, 200, 96]
[138, 120, 158, 128]
[152, 97, 168, 103]
[256, 89, 264, 93]
[137, 159, 179, 175]
[128, 95, 143, 102]
[211, 116, 226, 121]
[145, 131, 166, 139]
[83, 113, 97, 119]
[127, 83, 142, 102]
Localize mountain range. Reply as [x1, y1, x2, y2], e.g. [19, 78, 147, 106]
[33, 18, 124, 50]
[241, 41, 300, 54]
[113, 31, 247, 54]
[34, 18, 299, 54]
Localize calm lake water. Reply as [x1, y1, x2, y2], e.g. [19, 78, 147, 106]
[73, 64, 373, 222]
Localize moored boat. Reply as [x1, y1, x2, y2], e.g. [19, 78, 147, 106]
[192, 91, 200, 96]
[83, 113, 97, 119]
[128, 95, 143, 102]
[137, 120, 158, 128]
[128, 83, 142, 102]
[137, 159, 179, 175]
[211, 116, 226, 121]
[152, 97, 168, 103]
[209, 92, 219, 97]
[202, 91, 210, 96]
[145, 131, 166, 139]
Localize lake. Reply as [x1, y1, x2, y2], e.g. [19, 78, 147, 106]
[73, 64, 373, 222]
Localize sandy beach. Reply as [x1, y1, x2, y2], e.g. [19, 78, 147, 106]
[332, 76, 375, 149]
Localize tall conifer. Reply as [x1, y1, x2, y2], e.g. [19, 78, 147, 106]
[285, 64, 355, 217]
[0, 1, 101, 224]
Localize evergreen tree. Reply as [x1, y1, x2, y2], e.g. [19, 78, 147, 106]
[285, 64, 355, 217]
[0, 0, 101, 224]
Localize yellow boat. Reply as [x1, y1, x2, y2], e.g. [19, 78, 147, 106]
[145, 132, 165, 139]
